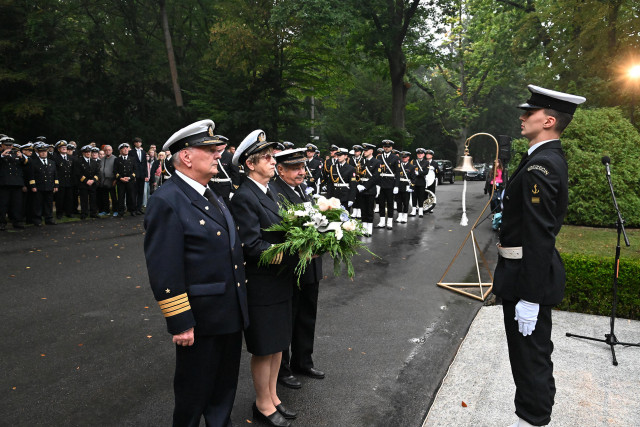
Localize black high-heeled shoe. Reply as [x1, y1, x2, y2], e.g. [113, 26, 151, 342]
[252, 402, 291, 427]
[276, 403, 297, 419]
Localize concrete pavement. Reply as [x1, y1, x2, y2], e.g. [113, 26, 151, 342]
[424, 305, 640, 426]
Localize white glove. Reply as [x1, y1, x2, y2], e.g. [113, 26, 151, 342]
[347, 201, 353, 207]
[407, 186, 413, 193]
[429, 166, 434, 170]
[393, 187, 399, 194]
[357, 184, 366, 192]
[514, 299, 539, 336]
[321, 185, 327, 192]
[375, 186, 380, 198]
[229, 192, 234, 200]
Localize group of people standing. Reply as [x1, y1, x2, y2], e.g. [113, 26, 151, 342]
[0, 134, 182, 230]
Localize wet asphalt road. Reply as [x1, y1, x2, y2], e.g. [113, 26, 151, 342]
[1, 181, 498, 426]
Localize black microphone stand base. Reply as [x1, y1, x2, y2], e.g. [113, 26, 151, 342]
[565, 331, 639, 366]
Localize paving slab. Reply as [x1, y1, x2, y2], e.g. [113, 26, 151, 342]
[424, 305, 640, 427]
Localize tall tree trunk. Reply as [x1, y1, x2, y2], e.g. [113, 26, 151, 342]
[160, 0, 183, 108]
[389, 47, 407, 130]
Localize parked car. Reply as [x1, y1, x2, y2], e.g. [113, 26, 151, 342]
[466, 163, 488, 181]
[435, 159, 455, 184]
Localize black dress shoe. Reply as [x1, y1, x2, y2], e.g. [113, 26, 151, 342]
[277, 375, 302, 389]
[275, 403, 297, 419]
[252, 402, 290, 427]
[293, 367, 325, 379]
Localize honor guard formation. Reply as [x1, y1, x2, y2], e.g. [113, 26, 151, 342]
[2, 132, 442, 234]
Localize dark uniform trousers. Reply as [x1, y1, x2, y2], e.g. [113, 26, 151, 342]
[174, 331, 243, 427]
[269, 177, 323, 376]
[503, 301, 555, 426]
[376, 153, 399, 218]
[493, 141, 568, 427]
[0, 186, 23, 225]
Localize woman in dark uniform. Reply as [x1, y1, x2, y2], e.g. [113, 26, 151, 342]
[230, 130, 297, 427]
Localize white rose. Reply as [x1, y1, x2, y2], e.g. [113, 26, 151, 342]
[335, 228, 343, 240]
[328, 197, 342, 209]
[342, 220, 356, 231]
[317, 197, 331, 212]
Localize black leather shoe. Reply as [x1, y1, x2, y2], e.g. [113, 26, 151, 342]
[252, 402, 291, 427]
[275, 403, 297, 419]
[277, 375, 302, 389]
[293, 367, 325, 379]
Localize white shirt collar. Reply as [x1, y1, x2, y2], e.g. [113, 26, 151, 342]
[528, 139, 557, 155]
[175, 170, 207, 197]
[247, 176, 269, 194]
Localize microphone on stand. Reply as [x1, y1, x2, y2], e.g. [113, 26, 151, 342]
[601, 156, 611, 176]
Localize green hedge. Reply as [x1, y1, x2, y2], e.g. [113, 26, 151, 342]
[558, 253, 640, 320]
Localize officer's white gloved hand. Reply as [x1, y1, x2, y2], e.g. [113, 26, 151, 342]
[407, 186, 413, 193]
[357, 184, 366, 192]
[347, 201, 353, 207]
[229, 192, 234, 200]
[514, 299, 539, 336]
[393, 187, 399, 194]
[375, 186, 380, 198]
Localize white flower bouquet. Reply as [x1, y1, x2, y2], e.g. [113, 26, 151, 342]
[259, 195, 374, 284]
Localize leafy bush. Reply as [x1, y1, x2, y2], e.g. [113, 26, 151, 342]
[508, 107, 640, 227]
[557, 253, 640, 320]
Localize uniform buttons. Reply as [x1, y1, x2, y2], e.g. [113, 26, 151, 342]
[237, 282, 241, 287]
[217, 231, 221, 236]
[245, 279, 248, 283]
[241, 243, 244, 247]
[243, 261, 246, 265]
[234, 265, 238, 269]
[237, 226, 239, 230]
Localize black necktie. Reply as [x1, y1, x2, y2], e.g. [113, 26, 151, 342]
[203, 188, 236, 245]
[266, 188, 276, 202]
[295, 186, 305, 201]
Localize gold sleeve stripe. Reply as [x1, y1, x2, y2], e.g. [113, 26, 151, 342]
[54, 180, 59, 184]
[161, 303, 191, 318]
[80, 176, 86, 182]
[270, 252, 283, 265]
[160, 300, 190, 314]
[29, 180, 36, 185]
[158, 292, 188, 307]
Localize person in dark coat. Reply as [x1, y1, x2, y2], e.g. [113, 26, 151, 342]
[395, 151, 415, 223]
[77, 145, 100, 219]
[144, 119, 249, 427]
[269, 149, 325, 391]
[208, 135, 235, 204]
[28, 143, 58, 226]
[52, 140, 75, 219]
[131, 137, 147, 214]
[0, 137, 28, 230]
[303, 144, 322, 194]
[354, 143, 381, 236]
[375, 139, 400, 229]
[113, 143, 136, 217]
[423, 150, 441, 213]
[230, 130, 297, 427]
[493, 85, 585, 427]
[327, 147, 357, 209]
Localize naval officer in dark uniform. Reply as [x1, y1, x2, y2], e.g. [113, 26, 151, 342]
[230, 130, 297, 427]
[0, 136, 28, 230]
[270, 148, 325, 390]
[355, 143, 381, 236]
[144, 119, 248, 427]
[493, 85, 585, 427]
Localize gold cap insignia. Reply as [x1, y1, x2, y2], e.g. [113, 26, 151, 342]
[208, 125, 214, 137]
[258, 132, 266, 142]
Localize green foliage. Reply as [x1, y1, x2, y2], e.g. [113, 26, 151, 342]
[508, 108, 640, 227]
[258, 197, 375, 285]
[558, 253, 640, 320]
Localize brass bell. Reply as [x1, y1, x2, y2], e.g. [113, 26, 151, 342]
[454, 148, 478, 173]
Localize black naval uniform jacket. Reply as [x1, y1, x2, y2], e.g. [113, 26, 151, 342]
[413, 158, 440, 186]
[376, 152, 401, 189]
[114, 155, 136, 181]
[143, 174, 249, 336]
[78, 158, 100, 188]
[328, 162, 357, 204]
[397, 161, 416, 192]
[229, 178, 296, 307]
[270, 177, 323, 284]
[304, 157, 323, 189]
[28, 158, 59, 191]
[493, 140, 568, 306]
[53, 152, 74, 188]
[0, 151, 27, 187]
[357, 156, 381, 195]
[208, 150, 234, 201]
